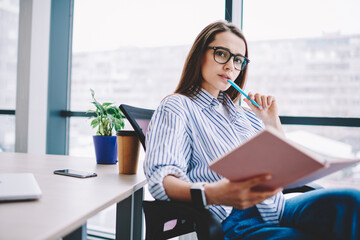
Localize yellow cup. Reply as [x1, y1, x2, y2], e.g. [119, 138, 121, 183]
[116, 130, 140, 174]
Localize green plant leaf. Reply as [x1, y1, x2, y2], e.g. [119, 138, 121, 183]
[99, 123, 104, 135]
[88, 89, 124, 136]
[90, 118, 99, 128]
[106, 108, 114, 115]
[92, 101, 105, 115]
[102, 102, 113, 107]
[114, 119, 122, 131]
[90, 88, 95, 99]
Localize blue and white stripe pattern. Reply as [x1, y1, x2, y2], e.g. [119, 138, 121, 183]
[144, 88, 285, 224]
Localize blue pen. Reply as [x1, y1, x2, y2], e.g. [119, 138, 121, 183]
[227, 79, 261, 108]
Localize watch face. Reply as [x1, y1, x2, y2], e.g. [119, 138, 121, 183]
[190, 188, 206, 207]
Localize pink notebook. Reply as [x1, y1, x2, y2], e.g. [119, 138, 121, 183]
[209, 128, 360, 190]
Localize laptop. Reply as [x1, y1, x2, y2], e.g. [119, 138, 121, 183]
[0, 173, 42, 202]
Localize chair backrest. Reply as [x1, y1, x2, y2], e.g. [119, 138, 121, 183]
[119, 104, 154, 151]
[120, 104, 224, 240]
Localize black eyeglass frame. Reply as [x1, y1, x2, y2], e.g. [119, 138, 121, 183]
[207, 46, 250, 71]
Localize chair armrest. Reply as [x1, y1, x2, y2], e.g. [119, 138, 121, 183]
[143, 200, 224, 240]
[283, 182, 323, 194]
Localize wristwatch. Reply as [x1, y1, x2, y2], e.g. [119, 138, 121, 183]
[190, 182, 208, 208]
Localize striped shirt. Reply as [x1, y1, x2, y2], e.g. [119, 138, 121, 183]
[144, 88, 285, 224]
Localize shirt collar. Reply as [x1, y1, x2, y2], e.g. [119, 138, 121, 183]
[191, 89, 238, 120]
[191, 88, 218, 109]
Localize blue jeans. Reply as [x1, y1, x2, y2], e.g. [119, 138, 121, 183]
[222, 188, 360, 240]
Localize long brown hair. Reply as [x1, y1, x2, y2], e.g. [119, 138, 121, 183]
[174, 20, 249, 102]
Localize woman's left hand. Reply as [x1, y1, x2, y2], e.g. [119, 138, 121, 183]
[243, 93, 284, 133]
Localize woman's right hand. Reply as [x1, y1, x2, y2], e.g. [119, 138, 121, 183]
[205, 174, 282, 209]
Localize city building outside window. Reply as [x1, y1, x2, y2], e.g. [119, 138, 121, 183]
[243, 0, 360, 186]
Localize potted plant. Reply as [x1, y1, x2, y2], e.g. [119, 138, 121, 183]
[88, 89, 125, 164]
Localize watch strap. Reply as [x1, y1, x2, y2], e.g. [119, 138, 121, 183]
[190, 182, 208, 207]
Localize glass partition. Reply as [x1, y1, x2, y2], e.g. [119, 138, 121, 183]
[243, 0, 360, 188]
[70, 0, 225, 157]
[70, 0, 225, 235]
[0, 115, 15, 152]
[243, 0, 360, 118]
[0, 0, 19, 152]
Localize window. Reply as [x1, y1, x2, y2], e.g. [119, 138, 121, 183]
[70, 0, 225, 158]
[243, 0, 360, 183]
[70, 0, 225, 235]
[243, 0, 360, 118]
[0, 0, 19, 152]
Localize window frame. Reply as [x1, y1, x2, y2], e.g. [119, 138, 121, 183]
[0, 0, 356, 154]
[48, 0, 360, 155]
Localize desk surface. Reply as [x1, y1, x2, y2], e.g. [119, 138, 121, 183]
[0, 152, 147, 240]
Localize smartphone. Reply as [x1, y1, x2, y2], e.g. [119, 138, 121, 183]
[53, 169, 97, 178]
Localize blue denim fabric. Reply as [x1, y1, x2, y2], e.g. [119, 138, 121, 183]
[222, 188, 360, 240]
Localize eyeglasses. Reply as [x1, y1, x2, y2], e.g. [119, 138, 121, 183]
[207, 46, 250, 71]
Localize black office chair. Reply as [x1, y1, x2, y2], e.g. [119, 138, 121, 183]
[119, 104, 321, 240]
[119, 104, 154, 150]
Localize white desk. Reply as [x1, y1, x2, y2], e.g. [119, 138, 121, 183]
[0, 152, 146, 240]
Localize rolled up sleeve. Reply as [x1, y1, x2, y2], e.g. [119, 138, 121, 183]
[144, 105, 191, 201]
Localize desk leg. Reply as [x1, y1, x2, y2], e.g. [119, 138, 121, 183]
[63, 223, 87, 240]
[116, 188, 144, 240]
[133, 188, 144, 240]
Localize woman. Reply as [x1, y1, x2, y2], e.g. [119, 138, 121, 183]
[144, 20, 360, 239]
